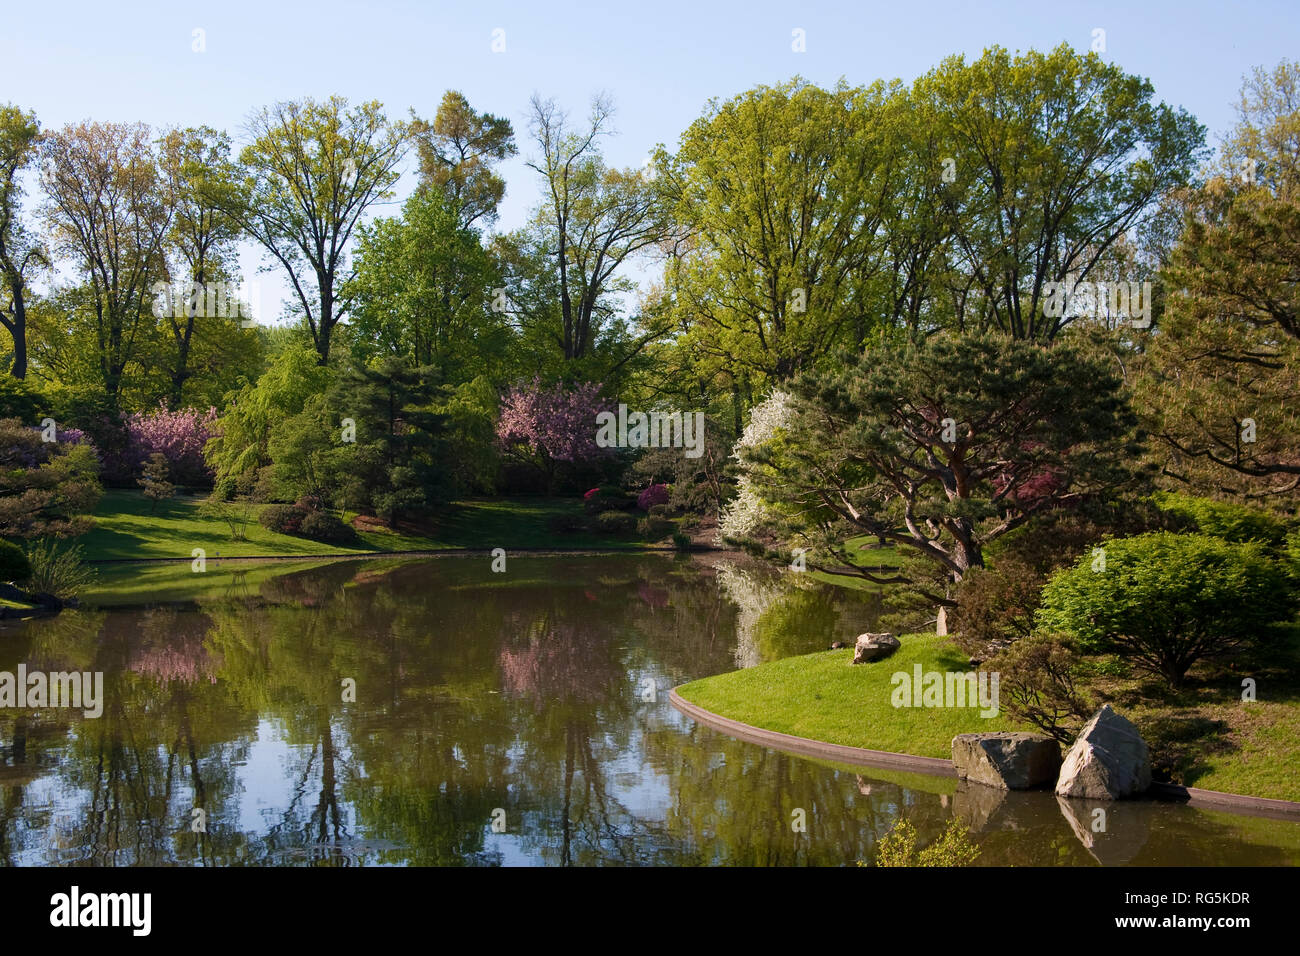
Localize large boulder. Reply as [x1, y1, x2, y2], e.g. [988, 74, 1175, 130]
[852, 632, 900, 664]
[952, 732, 1061, 790]
[1055, 705, 1151, 800]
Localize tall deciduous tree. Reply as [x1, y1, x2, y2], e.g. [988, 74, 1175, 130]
[915, 44, 1206, 339]
[40, 121, 171, 406]
[350, 186, 505, 381]
[507, 94, 671, 368]
[157, 126, 244, 405]
[409, 91, 516, 229]
[211, 97, 406, 364]
[0, 105, 44, 379]
[660, 79, 902, 383]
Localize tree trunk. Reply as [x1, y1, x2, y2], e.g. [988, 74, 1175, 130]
[2, 282, 27, 378]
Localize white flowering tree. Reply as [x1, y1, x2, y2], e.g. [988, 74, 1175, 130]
[717, 390, 793, 544]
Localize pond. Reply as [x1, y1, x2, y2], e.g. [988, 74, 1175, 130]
[1, 553, 1297, 866]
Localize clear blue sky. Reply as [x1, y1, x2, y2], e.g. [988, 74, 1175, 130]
[9, 0, 1296, 319]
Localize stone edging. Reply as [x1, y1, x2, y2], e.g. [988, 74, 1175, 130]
[668, 688, 956, 777]
[669, 688, 1300, 821]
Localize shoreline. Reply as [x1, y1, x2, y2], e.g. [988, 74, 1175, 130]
[669, 687, 1300, 822]
[86, 543, 723, 566]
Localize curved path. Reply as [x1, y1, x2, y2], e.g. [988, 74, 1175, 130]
[669, 688, 1300, 821]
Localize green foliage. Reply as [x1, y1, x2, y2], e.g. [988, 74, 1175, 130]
[137, 452, 175, 513]
[297, 510, 357, 544]
[194, 469, 257, 541]
[1153, 491, 1288, 545]
[0, 418, 102, 538]
[0, 375, 45, 421]
[1038, 532, 1294, 684]
[209, 96, 408, 363]
[1139, 64, 1300, 501]
[0, 539, 31, 582]
[987, 634, 1092, 743]
[350, 187, 507, 378]
[318, 357, 452, 522]
[595, 511, 636, 536]
[636, 516, 674, 541]
[630, 412, 736, 517]
[432, 376, 500, 495]
[408, 90, 517, 229]
[23, 539, 97, 599]
[873, 818, 980, 867]
[742, 333, 1146, 598]
[662, 79, 895, 381]
[259, 503, 305, 535]
[205, 344, 334, 482]
[952, 509, 1158, 657]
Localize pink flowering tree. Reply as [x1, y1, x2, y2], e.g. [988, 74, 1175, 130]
[496, 378, 613, 492]
[126, 405, 219, 487]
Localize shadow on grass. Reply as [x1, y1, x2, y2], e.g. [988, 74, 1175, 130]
[1142, 715, 1236, 788]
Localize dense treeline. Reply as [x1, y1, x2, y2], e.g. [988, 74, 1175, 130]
[0, 47, 1297, 568]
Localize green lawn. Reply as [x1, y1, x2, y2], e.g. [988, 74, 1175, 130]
[678, 632, 1300, 802]
[75, 489, 657, 562]
[677, 634, 1029, 759]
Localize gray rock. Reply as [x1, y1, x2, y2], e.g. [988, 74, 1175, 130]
[852, 632, 900, 664]
[952, 732, 1061, 790]
[1055, 704, 1152, 800]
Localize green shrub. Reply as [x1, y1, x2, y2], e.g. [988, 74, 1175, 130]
[298, 510, 357, 544]
[0, 540, 31, 582]
[23, 540, 97, 599]
[950, 555, 1044, 658]
[259, 504, 306, 535]
[0, 376, 45, 422]
[548, 513, 586, 535]
[672, 532, 691, 551]
[986, 634, 1092, 744]
[595, 511, 636, 536]
[873, 818, 979, 867]
[585, 486, 635, 514]
[1037, 532, 1293, 685]
[637, 516, 675, 541]
[1152, 492, 1288, 545]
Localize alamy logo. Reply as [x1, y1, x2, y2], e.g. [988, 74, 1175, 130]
[50, 886, 151, 936]
[0, 665, 103, 718]
[151, 280, 258, 328]
[1041, 274, 1152, 328]
[890, 664, 1000, 718]
[595, 404, 705, 458]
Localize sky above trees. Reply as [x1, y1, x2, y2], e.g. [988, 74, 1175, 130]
[7, 0, 1297, 319]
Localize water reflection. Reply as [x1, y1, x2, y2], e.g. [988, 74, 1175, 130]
[0, 554, 1297, 866]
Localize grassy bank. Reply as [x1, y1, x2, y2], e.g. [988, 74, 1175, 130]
[677, 632, 1300, 802]
[678, 634, 1027, 758]
[75, 489, 659, 562]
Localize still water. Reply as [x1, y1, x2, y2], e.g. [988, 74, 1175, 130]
[1, 553, 1297, 866]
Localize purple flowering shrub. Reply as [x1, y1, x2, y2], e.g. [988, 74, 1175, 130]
[126, 405, 218, 486]
[637, 483, 670, 511]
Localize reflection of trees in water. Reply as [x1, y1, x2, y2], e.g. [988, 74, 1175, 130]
[0, 609, 253, 865]
[640, 720, 953, 865]
[128, 607, 222, 684]
[715, 564, 788, 668]
[713, 560, 877, 666]
[2, 556, 1299, 866]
